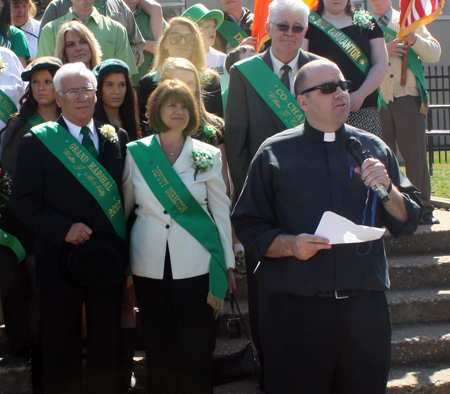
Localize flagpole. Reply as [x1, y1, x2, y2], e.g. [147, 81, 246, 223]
[400, 42, 408, 86]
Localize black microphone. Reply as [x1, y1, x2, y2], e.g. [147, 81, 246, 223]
[346, 137, 390, 202]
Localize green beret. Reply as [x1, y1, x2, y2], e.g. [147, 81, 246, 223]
[93, 59, 130, 81]
[21, 57, 63, 81]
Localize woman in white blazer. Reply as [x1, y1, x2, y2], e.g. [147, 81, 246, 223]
[123, 79, 235, 394]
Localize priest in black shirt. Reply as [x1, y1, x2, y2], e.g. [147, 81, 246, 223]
[232, 59, 422, 394]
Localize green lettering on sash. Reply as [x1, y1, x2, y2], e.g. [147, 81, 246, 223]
[235, 56, 305, 128]
[30, 122, 126, 240]
[381, 25, 428, 113]
[127, 136, 227, 311]
[309, 11, 386, 109]
[0, 90, 18, 124]
[217, 19, 248, 48]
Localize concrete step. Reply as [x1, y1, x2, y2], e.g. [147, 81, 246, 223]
[388, 287, 450, 325]
[0, 356, 31, 394]
[213, 364, 450, 394]
[392, 322, 450, 366]
[389, 254, 450, 290]
[385, 210, 450, 256]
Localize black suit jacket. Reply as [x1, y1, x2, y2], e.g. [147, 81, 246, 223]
[225, 49, 322, 197]
[10, 117, 128, 289]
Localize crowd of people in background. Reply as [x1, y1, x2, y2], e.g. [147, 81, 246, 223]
[0, 0, 442, 392]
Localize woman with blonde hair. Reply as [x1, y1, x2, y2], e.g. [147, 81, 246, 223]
[55, 20, 102, 70]
[136, 17, 223, 132]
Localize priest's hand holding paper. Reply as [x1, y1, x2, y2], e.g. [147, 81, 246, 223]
[265, 234, 331, 260]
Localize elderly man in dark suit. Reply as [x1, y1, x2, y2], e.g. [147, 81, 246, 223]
[10, 62, 128, 394]
[224, 0, 321, 374]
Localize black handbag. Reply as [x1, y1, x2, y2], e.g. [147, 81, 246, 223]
[213, 293, 260, 386]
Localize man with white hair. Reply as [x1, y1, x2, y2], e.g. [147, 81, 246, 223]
[224, 0, 321, 370]
[10, 63, 128, 394]
[232, 59, 421, 393]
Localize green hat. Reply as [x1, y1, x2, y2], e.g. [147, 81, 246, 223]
[92, 59, 130, 81]
[182, 4, 224, 29]
[21, 56, 63, 81]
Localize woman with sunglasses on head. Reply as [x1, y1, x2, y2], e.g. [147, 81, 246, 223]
[0, 0, 30, 67]
[123, 79, 235, 394]
[93, 59, 141, 141]
[54, 21, 102, 70]
[302, 0, 388, 137]
[136, 17, 222, 134]
[10, 0, 40, 61]
[0, 57, 62, 394]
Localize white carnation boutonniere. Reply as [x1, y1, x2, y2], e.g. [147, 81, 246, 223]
[99, 124, 119, 147]
[0, 56, 7, 74]
[192, 148, 214, 180]
[353, 10, 375, 32]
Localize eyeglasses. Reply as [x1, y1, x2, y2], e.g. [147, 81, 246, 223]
[61, 88, 96, 99]
[270, 22, 305, 34]
[301, 80, 352, 95]
[168, 32, 197, 46]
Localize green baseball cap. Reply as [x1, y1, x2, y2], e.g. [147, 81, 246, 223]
[182, 4, 224, 29]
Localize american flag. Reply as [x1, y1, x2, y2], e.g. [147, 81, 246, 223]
[398, 0, 445, 37]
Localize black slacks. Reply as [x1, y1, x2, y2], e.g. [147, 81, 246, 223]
[263, 291, 391, 394]
[40, 285, 122, 394]
[133, 252, 214, 394]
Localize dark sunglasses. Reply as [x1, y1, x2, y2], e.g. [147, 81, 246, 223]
[168, 32, 197, 46]
[271, 22, 305, 34]
[301, 80, 352, 95]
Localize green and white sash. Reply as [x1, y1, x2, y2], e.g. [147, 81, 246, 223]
[381, 25, 428, 114]
[308, 12, 386, 109]
[0, 90, 18, 124]
[30, 122, 127, 241]
[0, 229, 26, 263]
[27, 111, 46, 127]
[127, 136, 228, 311]
[217, 20, 248, 48]
[235, 56, 305, 128]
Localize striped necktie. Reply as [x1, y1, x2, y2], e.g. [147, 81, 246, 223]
[378, 15, 389, 27]
[80, 126, 98, 159]
[281, 65, 291, 90]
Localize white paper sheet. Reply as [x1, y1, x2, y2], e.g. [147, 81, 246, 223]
[314, 211, 385, 245]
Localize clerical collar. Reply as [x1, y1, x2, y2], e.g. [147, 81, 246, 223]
[304, 121, 346, 142]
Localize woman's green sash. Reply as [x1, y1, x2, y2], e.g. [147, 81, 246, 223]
[27, 111, 46, 127]
[0, 90, 18, 124]
[308, 12, 386, 109]
[127, 136, 228, 311]
[235, 56, 305, 128]
[0, 229, 26, 263]
[381, 25, 428, 114]
[30, 122, 126, 240]
[217, 20, 248, 48]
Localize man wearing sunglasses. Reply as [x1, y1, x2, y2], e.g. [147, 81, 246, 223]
[232, 59, 422, 394]
[10, 63, 129, 394]
[225, 0, 321, 375]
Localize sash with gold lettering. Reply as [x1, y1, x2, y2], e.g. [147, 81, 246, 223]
[235, 56, 305, 128]
[0, 90, 18, 124]
[217, 19, 248, 48]
[30, 122, 127, 241]
[381, 25, 428, 114]
[308, 12, 386, 109]
[127, 136, 228, 311]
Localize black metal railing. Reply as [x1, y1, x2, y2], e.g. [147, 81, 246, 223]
[425, 66, 450, 173]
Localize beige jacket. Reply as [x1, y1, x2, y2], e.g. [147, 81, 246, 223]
[380, 9, 441, 103]
[123, 135, 234, 280]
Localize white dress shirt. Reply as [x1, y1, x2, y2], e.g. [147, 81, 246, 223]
[270, 48, 301, 96]
[63, 116, 99, 152]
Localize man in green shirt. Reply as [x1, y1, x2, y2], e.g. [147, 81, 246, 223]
[123, 0, 164, 85]
[37, 0, 138, 74]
